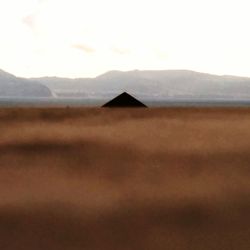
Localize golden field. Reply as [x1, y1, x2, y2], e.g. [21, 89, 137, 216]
[0, 107, 250, 250]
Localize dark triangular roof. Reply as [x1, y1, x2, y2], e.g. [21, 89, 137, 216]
[102, 92, 147, 108]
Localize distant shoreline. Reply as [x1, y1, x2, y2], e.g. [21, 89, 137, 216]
[1, 97, 250, 107]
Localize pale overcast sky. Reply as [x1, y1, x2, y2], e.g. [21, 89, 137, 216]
[0, 0, 250, 78]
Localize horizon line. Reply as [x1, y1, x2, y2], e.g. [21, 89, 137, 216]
[2, 68, 250, 80]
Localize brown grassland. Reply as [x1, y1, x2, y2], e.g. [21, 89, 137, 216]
[0, 107, 250, 249]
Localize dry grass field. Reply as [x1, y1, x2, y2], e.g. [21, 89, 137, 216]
[0, 107, 250, 250]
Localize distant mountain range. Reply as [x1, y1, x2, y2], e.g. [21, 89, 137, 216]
[2, 69, 250, 102]
[32, 70, 250, 101]
[0, 69, 52, 97]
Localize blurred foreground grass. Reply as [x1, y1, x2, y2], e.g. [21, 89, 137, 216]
[0, 107, 250, 250]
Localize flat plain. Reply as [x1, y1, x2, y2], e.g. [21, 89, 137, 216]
[0, 107, 250, 250]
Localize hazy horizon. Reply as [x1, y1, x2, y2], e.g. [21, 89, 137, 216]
[2, 68, 250, 80]
[1, 0, 250, 78]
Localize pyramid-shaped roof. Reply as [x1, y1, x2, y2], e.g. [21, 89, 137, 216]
[102, 92, 147, 108]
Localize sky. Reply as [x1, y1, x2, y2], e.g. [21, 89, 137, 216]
[0, 0, 250, 78]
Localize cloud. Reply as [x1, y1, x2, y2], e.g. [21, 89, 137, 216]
[22, 0, 48, 32]
[112, 47, 131, 55]
[72, 44, 95, 53]
[22, 14, 37, 31]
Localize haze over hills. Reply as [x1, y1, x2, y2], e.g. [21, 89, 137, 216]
[0, 69, 52, 97]
[2, 68, 250, 103]
[31, 70, 250, 101]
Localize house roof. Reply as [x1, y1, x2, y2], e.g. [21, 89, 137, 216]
[102, 92, 147, 108]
